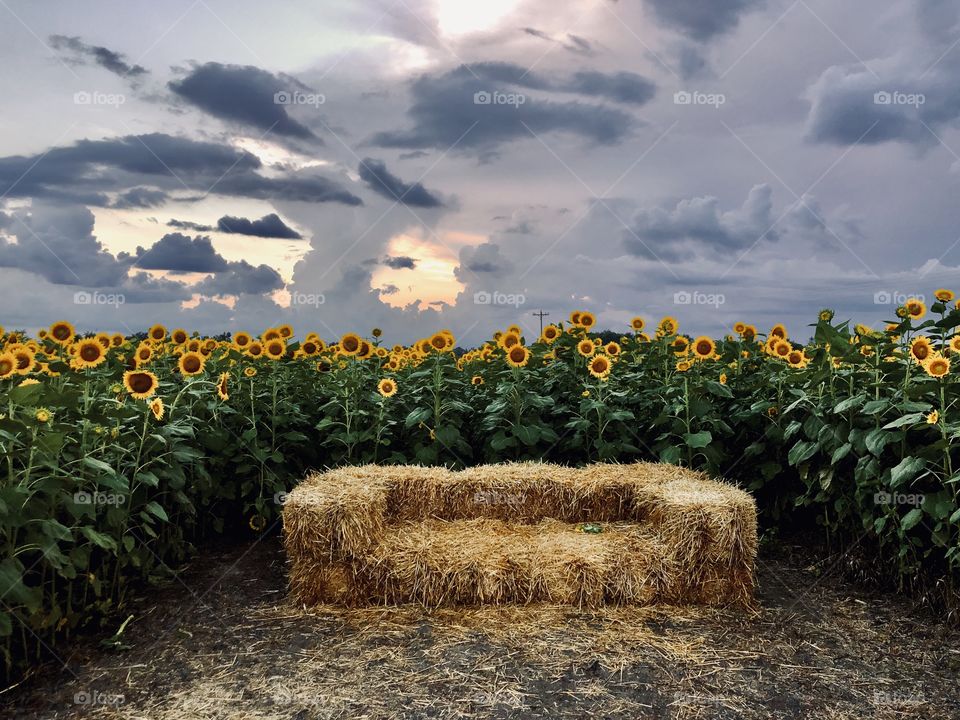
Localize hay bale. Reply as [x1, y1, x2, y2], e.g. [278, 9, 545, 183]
[283, 462, 756, 608]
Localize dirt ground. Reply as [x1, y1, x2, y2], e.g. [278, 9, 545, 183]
[3, 534, 959, 720]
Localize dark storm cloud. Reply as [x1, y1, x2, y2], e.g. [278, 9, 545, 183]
[0, 204, 133, 286]
[167, 219, 214, 232]
[455, 243, 511, 280]
[371, 63, 648, 152]
[133, 233, 228, 272]
[644, 0, 765, 42]
[522, 28, 596, 57]
[169, 62, 319, 141]
[358, 158, 444, 207]
[382, 255, 417, 269]
[198, 260, 285, 296]
[623, 184, 777, 260]
[49, 35, 147, 78]
[112, 187, 168, 209]
[0, 133, 362, 206]
[216, 213, 302, 239]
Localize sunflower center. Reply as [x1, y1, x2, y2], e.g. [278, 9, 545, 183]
[129, 373, 153, 393]
[80, 345, 100, 361]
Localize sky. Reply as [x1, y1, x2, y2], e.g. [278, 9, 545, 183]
[0, 0, 959, 344]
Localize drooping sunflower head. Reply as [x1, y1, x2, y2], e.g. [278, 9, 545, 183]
[506, 345, 531, 367]
[74, 339, 105, 368]
[278, 324, 294, 339]
[48, 321, 75, 345]
[658, 316, 678, 336]
[770, 324, 787, 339]
[95, 333, 112, 349]
[340, 333, 362, 356]
[123, 370, 159, 399]
[148, 324, 167, 343]
[742, 325, 757, 342]
[217, 372, 230, 401]
[577, 339, 595, 357]
[578, 312, 596, 329]
[904, 298, 926, 320]
[588, 354, 611, 378]
[692, 336, 715, 359]
[924, 354, 950, 378]
[178, 351, 205, 376]
[672, 336, 690, 355]
[935, 288, 955, 303]
[356, 341, 373, 360]
[630, 316, 645, 332]
[262, 328, 283, 342]
[927, 409, 940, 424]
[569, 310, 582, 326]
[377, 378, 397, 397]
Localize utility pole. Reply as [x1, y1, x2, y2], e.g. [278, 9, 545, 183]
[532, 310, 549, 335]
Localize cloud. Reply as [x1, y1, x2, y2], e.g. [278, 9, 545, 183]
[455, 242, 512, 280]
[112, 187, 168, 209]
[133, 233, 228, 272]
[167, 219, 214, 232]
[358, 158, 445, 207]
[0, 133, 362, 206]
[216, 213, 302, 239]
[197, 260, 285, 296]
[624, 184, 777, 260]
[522, 28, 596, 56]
[169, 62, 320, 140]
[0, 204, 133, 286]
[644, 0, 765, 42]
[382, 255, 417, 269]
[370, 63, 649, 153]
[49, 35, 147, 78]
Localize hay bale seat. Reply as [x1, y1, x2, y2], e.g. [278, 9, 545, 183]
[283, 462, 757, 608]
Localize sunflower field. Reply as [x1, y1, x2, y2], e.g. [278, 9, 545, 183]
[1, 290, 959, 679]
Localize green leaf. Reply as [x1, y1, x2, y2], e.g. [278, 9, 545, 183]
[883, 413, 924, 430]
[683, 431, 712, 449]
[864, 428, 890, 456]
[890, 456, 926, 488]
[831, 443, 852, 464]
[900, 508, 923, 531]
[144, 501, 169, 522]
[788, 440, 818, 466]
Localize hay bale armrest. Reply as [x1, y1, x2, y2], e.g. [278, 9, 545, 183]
[283, 462, 758, 608]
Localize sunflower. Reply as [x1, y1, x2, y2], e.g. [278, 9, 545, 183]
[577, 339, 595, 357]
[148, 324, 167, 343]
[910, 337, 933, 363]
[371, 327, 383, 338]
[926, 409, 939, 425]
[742, 325, 757, 342]
[773, 340, 792, 358]
[818, 309, 835, 322]
[924, 354, 950, 378]
[904, 298, 926, 320]
[935, 289, 954, 303]
[357, 341, 373, 360]
[658, 316, 678, 336]
[605, 341, 621, 357]
[48, 321, 75, 345]
[588, 354, 611, 378]
[278, 324, 294, 339]
[340, 332, 362, 356]
[123, 370, 159, 399]
[233, 332, 252, 349]
[216, 372, 230, 401]
[244, 366, 257, 378]
[262, 328, 283, 342]
[186, 339, 202, 353]
[672, 336, 690, 356]
[35, 408, 52, 423]
[249, 515, 267, 532]
[149, 397, 165, 421]
[675, 360, 691, 372]
[74, 339, 106, 368]
[264, 339, 286, 360]
[787, 350, 805, 367]
[733, 322, 746, 334]
[377, 378, 397, 397]
[540, 325, 560, 343]
[692, 336, 715, 359]
[12, 347, 36, 375]
[506, 345, 531, 367]
[630, 316, 645, 332]
[569, 311, 582, 326]
[170, 328, 189, 345]
[178, 351, 205, 376]
[429, 332, 448, 352]
[471, 375, 484, 386]
[135, 343, 153, 365]
[770, 324, 787, 339]
[499, 331, 521, 350]
[950, 336, 960, 354]
[719, 373, 728, 385]
[110, 333, 124, 348]
[578, 312, 596, 329]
